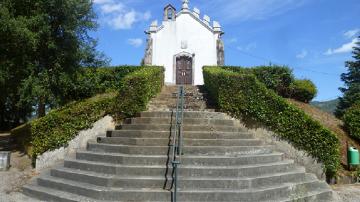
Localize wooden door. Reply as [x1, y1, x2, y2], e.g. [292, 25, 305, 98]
[176, 56, 192, 85]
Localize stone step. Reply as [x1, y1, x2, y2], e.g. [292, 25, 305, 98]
[161, 86, 201, 93]
[107, 130, 255, 139]
[156, 91, 197, 95]
[33, 175, 329, 201]
[118, 124, 246, 132]
[149, 103, 207, 112]
[277, 189, 334, 202]
[176, 180, 331, 202]
[147, 107, 216, 112]
[149, 100, 206, 106]
[76, 151, 285, 166]
[23, 183, 112, 202]
[87, 141, 272, 155]
[64, 159, 296, 177]
[150, 95, 206, 101]
[97, 137, 263, 146]
[50, 167, 310, 190]
[36, 176, 170, 201]
[139, 111, 227, 119]
[126, 117, 235, 126]
[153, 95, 206, 101]
[24, 181, 333, 202]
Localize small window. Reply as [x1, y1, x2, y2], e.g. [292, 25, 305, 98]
[167, 9, 173, 20]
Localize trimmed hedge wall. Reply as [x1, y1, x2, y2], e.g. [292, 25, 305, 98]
[114, 66, 164, 119]
[11, 66, 164, 163]
[220, 66, 319, 103]
[11, 93, 116, 161]
[222, 65, 294, 97]
[63, 66, 140, 102]
[203, 66, 340, 176]
[290, 79, 317, 103]
[344, 104, 360, 140]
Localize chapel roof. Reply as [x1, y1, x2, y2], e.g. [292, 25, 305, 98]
[146, 1, 223, 35]
[163, 4, 176, 11]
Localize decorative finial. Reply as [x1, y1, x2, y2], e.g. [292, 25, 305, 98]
[182, 0, 189, 10]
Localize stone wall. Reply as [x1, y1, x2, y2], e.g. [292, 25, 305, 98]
[35, 116, 115, 171]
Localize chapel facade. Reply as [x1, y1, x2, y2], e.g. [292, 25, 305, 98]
[143, 0, 224, 85]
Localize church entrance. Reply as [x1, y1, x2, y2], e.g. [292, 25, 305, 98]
[176, 56, 193, 85]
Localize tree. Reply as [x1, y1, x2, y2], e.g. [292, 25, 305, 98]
[336, 36, 360, 117]
[0, 1, 37, 129]
[0, 0, 107, 130]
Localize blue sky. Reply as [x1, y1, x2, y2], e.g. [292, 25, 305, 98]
[91, 0, 360, 101]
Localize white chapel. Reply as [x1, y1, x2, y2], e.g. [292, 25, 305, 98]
[143, 0, 224, 85]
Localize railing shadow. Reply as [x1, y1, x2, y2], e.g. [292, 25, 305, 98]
[163, 110, 175, 191]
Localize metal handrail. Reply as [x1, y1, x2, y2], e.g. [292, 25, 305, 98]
[171, 85, 185, 202]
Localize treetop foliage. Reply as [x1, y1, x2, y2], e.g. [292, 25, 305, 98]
[0, 0, 108, 130]
[336, 36, 360, 117]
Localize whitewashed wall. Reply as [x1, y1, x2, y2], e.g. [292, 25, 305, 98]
[150, 11, 220, 85]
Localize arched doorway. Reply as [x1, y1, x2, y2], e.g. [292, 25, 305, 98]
[176, 55, 193, 85]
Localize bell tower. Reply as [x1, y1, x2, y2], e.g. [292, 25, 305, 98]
[164, 4, 176, 21]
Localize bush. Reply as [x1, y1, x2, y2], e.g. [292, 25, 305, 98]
[62, 66, 140, 103]
[344, 104, 360, 140]
[223, 66, 294, 97]
[11, 93, 117, 161]
[114, 66, 164, 119]
[203, 66, 340, 176]
[251, 66, 295, 97]
[290, 79, 317, 103]
[11, 66, 165, 163]
[221, 66, 318, 103]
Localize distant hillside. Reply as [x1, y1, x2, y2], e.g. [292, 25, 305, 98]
[310, 98, 339, 114]
[288, 99, 360, 168]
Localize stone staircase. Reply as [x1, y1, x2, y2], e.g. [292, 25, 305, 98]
[148, 85, 212, 111]
[23, 85, 335, 201]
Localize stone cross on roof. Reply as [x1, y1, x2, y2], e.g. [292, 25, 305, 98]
[182, 0, 189, 10]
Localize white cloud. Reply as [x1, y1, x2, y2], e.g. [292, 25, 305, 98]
[324, 38, 358, 55]
[94, 0, 151, 30]
[109, 10, 136, 29]
[237, 43, 257, 51]
[143, 11, 151, 21]
[202, 0, 308, 22]
[100, 3, 124, 14]
[227, 37, 238, 44]
[344, 28, 360, 39]
[128, 38, 143, 47]
[296, 50, 308, 59]
[93, 0, 113, 4]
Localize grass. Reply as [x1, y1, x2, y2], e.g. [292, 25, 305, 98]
[287, 99, 360, 172]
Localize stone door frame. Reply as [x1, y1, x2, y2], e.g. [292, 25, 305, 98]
[173, 51, 195, 85]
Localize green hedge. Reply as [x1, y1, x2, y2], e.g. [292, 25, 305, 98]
[290, 79, 317, 103]
[114, 66, 164, 119]
[222, 66, 294, 97]
[11, 66, 164, 163]
[63, 66, 140, 102]
[203, 66, 340, 176]
[11, 93, 116, 161]
[344, 104, 360, 140]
